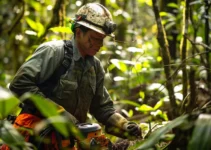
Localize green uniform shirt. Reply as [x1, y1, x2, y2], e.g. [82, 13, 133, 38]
[9, 39, 115, 124]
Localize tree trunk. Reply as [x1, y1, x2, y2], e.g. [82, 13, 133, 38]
[204, 0, 211, 88]
[160, 0, 178, 60]
[180, 0, 189, 102]
[152, 0, 177, 118]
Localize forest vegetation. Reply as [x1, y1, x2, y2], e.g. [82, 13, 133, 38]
[0, 0, 211, 149]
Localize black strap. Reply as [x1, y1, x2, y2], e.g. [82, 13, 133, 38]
[19, 102, 44, 118]
[38, 40, 73, 97]
[50, 40, 73, 83]
[16, 40, 74, 148]
[7, 115, 17, 124]
[20, 40, 73, 116]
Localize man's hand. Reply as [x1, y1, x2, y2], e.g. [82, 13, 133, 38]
[123, 122, 142, 138]
[61, 111, 79, 125]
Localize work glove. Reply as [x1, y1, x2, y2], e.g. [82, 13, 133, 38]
[123, 122, 142, 138]
[106, 113, 142, 139]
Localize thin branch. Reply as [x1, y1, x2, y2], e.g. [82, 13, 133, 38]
[186, 36, 211, 51]
[36, 0, 64, 43]
[170, 51, 209, 80]
[204, 0, 211, 88]
[153, 50, 211, 102]
[185, 35, 208, 67]
[7, 0, 25, 35]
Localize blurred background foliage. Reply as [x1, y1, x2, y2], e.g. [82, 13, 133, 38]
[0, 0, 211, 149]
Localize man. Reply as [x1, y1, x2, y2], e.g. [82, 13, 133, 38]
[2, 3, 141, 149]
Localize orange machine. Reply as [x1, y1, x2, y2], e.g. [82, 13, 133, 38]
[76, 123, 112, 150]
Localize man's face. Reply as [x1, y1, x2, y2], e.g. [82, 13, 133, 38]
[76, 29, 106, 57]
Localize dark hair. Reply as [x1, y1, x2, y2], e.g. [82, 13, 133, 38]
[73, 23, 90, 35]
[79, 25, 90, 33]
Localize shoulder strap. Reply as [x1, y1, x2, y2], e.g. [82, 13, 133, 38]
[39, 40, 73, 97]
[52, 40, 73, 80]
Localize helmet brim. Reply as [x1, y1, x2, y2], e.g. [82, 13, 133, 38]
[77, 21, 115, 37]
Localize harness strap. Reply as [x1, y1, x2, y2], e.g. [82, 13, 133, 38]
[38, 40, 73, 97]
[19, 103, 44, 118]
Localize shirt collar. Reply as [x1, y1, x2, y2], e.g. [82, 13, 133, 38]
[72, 38, 83, 61]
[72, 38, 95, 71]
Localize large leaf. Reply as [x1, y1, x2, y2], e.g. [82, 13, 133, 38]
[118, 99, 141, 107]
[132, 63, 142, 73]
[0, 120, 34, 149]
[110, 59, 128, 72]
[167, 3, 179, 8]
[106, 0, 119, 9]
[25, 0, 42, 11]
[136, 114, 189, 150]
[138, 104, 154, 112]
[153, 100, 164, 110]
[0, 87, 20, 119]
[50, 26, 72, 34]
[37, 115, 83, 138]
[21, 93, 58, 117]
[21, 93, 81, 137]
[188, 114, 211, 150]
[26, 18, 45, 37]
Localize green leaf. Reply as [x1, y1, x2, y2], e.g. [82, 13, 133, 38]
[191, 57, 201, 65]
[26, 18, 38, 31]
[153, 100, 164, 110]
[161, 112, 168, 121]
[0, 120, 34, 149]
[0, 87, 20, 119]
[26, 18, 45, 37]
[138, 0, 146, 4]
[145, 0, 152, 6]
[21, 93, 58, 118]
[37, 22, 45, 37]
[118, 99, 141, 107]
[25, 0, 42, 11]
[108, 64, 116, 71]
[156, 56, 162, 62]
[110, 59, 128, 72]
[136, 114, 189, 150]
[150, 110, 168, 121]
[20, 93, 83, 138]
[165, 21, 176, 30]
[188, 114, 211, 150]
[47, 115, 82, 137]
[119, 62, 128, 72]
[142, 61, 150, 68]
[106, 0, 119, 9]
[167, 3, 179, 8]
[138, 104, 153, 112]
[139, 91, 145, 99]
[190, 0, 202, 5]
[160, 12, 169, 17]
[160, 133, 175, 141]
[132, 63, 142, 73]
[128, 109, 134, 117]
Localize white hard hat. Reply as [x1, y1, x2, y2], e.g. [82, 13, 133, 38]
[74, 3, 116, 36]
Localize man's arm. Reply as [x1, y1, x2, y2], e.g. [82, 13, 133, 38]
[89, 59, 115, 124]
[89, 59, 142, 139]
[9, 41, 64, 97]
[9, 41, 79, 124]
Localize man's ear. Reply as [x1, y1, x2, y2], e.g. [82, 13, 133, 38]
[75, 28, 81, 38]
